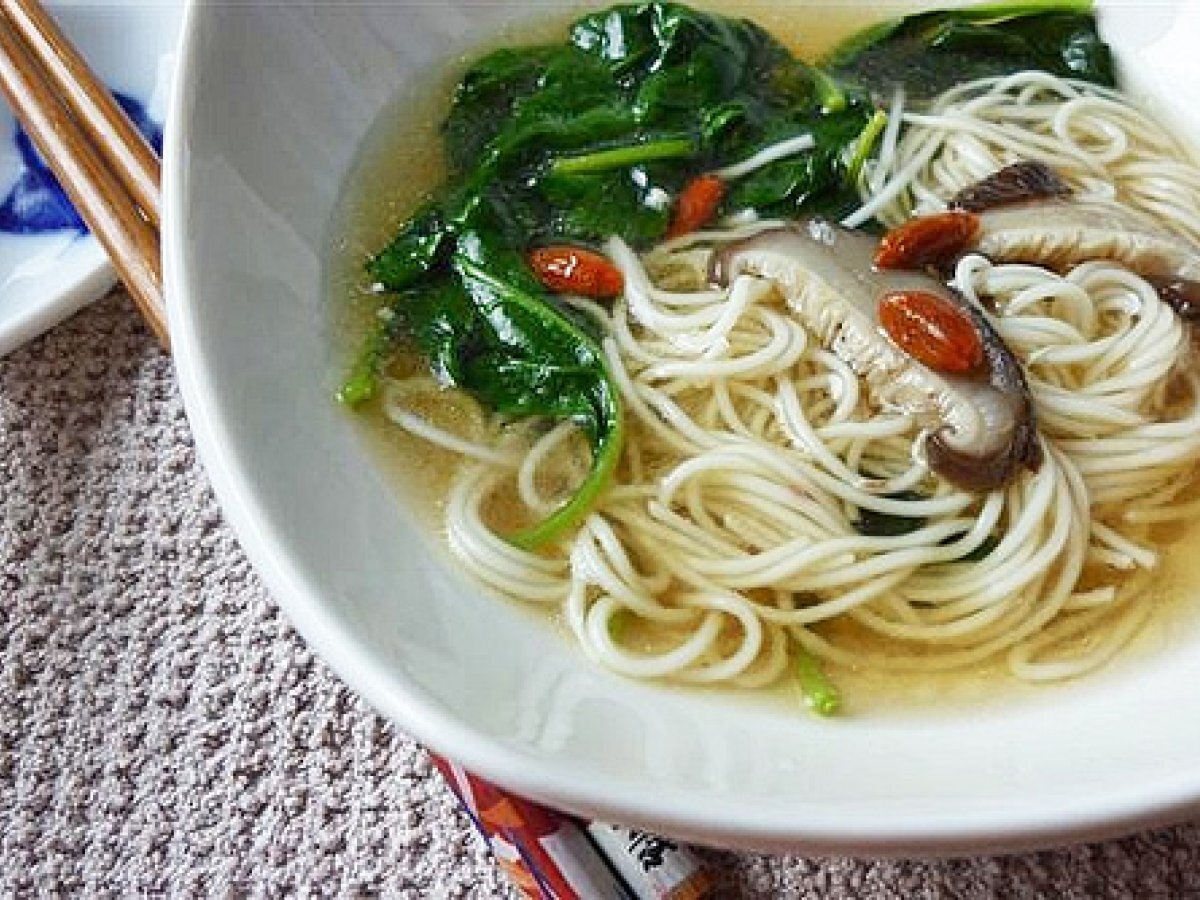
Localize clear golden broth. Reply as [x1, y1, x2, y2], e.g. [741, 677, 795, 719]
[328, 3, 1200, 714]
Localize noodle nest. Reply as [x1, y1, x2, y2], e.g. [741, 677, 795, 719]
[387, 72, 1200, 692]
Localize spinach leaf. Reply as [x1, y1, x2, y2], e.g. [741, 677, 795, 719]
[941, 533, 1001, 563]
[539, 163, 678, 246]
[565, 1, 876, 223]
[367, 202, 450, 292]
[722, 108, 877, 218]
[448, 45, 638, 179]
[438, 2, 880, 251]
[346, 230, 624, 549]
[337, 275, 480, 406]
[825, 2, 1114, 99]
[442, 47, 560, 175]
[570, 2, 787, 106]
[443, 46, 630, 175]
[450, 233, 624, 547]
[853, 491, 929, 537]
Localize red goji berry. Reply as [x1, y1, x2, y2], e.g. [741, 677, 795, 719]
[874, 210, 980, 270]
[878, 290, 984, 374]
[528, 246, 624, 299]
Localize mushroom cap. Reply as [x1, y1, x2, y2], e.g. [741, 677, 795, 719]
[950, 160, 1200, 320]
[711, 220, 1041, 491]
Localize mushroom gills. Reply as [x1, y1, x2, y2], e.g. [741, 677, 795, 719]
[711, 220, 1040, 492]
[952, 161, 1200, 320]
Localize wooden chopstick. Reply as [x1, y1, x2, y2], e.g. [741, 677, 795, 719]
[1, 0, 160, 225]
[0, 8, 717, 897]
[0, 3, 168, 347]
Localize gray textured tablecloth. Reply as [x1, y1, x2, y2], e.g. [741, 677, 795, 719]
[4, 292, 1200, 897]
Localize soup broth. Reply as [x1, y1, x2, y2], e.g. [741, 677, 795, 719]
[329, 2, 1200, 713]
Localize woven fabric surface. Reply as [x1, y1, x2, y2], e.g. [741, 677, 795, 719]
[4, 292, 1200, 898]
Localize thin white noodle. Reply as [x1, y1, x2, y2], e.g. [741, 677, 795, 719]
[381, 379, 520, 468]
[713, 133, 816, 181]
[865, 86, 906, 195]
[381, 70, 1200, 693]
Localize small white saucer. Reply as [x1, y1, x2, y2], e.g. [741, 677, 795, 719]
[0, 1, 181, 357]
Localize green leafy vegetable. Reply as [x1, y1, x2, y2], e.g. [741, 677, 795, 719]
[825, 1, 1114, 99]
[853, 490, 928, 537]
[341, 1, 1116, 548]
[539, 164, 675, 247]
[947, 533, 1001, 563]
[451, 234, 624, 547]
[441, 46, 562, 175]
[794, 644, 841, 717]
[336, 303, 413, 406]
[550, 137, 695, 175]
[366, 203, 451, 293]
[558, 1, 877, 230]
[846, 109, 889, 185]
[444, 46, 630, 177]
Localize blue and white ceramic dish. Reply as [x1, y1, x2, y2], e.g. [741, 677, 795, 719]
[0, 1, 181, 357]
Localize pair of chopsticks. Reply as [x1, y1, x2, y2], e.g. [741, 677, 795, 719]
[0, 0, 167, 347]
[0, 3, 713, 897]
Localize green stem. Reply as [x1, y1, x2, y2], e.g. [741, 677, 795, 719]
[813, 67, 848, 114]
[795, 645, 842, 717]
[508, 408, 623, 549]
[336, 305, 403, 406]
[551, 138, 695, 175]
[933, 0, 1092, 20]
[847, 109, 888, 187]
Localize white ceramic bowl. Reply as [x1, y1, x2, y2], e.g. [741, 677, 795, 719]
[164, 0, 1200, 853]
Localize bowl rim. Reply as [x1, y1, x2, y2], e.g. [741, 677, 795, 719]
[162, 0, 1200, 853]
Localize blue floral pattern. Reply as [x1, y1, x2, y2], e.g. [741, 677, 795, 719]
[0, 92, 162, 234]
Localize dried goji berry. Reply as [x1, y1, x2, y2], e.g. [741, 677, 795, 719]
[528, 246, 624, 299]
[878, 290, 984, 374]
[874, 211, 980, 270]
[667, 174, 726, 238]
